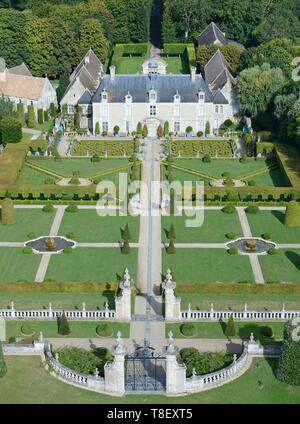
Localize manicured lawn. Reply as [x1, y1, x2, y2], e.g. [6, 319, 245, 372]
[163, 249, 254, 284]
[6, 320, 129, 340]
[1, 357, 300, 403]
[17, 167, 57, 185]
[163, 165, 209, 184]
[0, 292, 117, 310]
[247, 209, 300, 243]
[163, 55, 189, 74]
[26, 158, 130, 177]
[162, 210, 243, 243]
[245, 168, 288, 187]
[177, 293, 300, 311]
[33, 120, 53, 132]
[116, 56, 146, 74]
[166, 321, 285, 341]
[59, 210, 139, 242]
[174, 158, 280, 179]
[45, 248, 137, 283]
[0, 248, 40, 283]
[21, 132, 35, 141]
[259, 249, 300, 283]
[0, 209, 54, 242]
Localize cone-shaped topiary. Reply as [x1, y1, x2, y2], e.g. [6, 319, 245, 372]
[167, 239, 176, 254]
[123, 224, 131, 240]
[42, 204, 55, 213]
[58, 312, 71, 335]
[276, 321, 300, 385]
[0, 341, 7, 378]
[66, 204, 78, 213]
[1, 198, 16, 225]
[168, 223, 176, 240]
[225, 315, 236, 338]
[122, 239, 131, 254]
[284, 201, 300, 227]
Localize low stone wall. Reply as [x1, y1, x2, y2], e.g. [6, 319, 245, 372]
[0, 308, 115, 321]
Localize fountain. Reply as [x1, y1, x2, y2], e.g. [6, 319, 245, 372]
[24, 236, 77, 254]
[226, 237, 277, 255]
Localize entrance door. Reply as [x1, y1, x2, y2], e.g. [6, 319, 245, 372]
[148, 122, 157, 138]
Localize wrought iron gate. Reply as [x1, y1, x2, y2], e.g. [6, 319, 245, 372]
[125, 345, 166, 392]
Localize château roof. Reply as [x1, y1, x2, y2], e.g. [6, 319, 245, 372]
[198, 22, 229, 46]
[204, 50, 235, 93]
[6, 63, 32, 77]
[0, 73, 47, 100]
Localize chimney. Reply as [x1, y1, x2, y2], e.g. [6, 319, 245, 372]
[110, 65, 116, 81]
[191, 66, 196, 82]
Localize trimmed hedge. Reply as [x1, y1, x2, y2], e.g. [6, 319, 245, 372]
[1, 198, 16, 224]
[222, 205, 236, 214]
[276, 321, 300, 385]
[21, 323, 35, 336]
[0, 341, 7, 378]
[180, 323, 197, 337]
[96, 323, 113, 337]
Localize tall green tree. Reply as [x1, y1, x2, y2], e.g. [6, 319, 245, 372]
[162, 0, 176, 44]
[276, 321, 300, 386]
[76, 18, 109, 63]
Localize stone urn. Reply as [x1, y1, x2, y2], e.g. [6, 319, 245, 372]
[45, 237, 56, 252]
[246, 239, 257, 253]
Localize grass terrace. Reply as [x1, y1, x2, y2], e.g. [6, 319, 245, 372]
[0, 248, 41, 283]
[259, 249, 300, 283]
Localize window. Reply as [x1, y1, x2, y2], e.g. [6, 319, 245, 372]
[215, 105, 219, 114]
[67, 104, 74, 114]
[102, 92, 107, 102]
[150, 105, 157, 116]
[198, 92, 205, 102]
[149, 89, 157, 103]
[102, 122, 108, 132]
[174, 122, 180, 132]
[174, 105, 180, 117]
[220, 105, 224, 114]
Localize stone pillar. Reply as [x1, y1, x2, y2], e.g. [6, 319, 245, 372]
[162, 269, 181, 321]
[115, 268, 134, 321]
[0, 317, 6, 342]
[246, 332, 261, 355]
[165, 332, 186, 395]
[33, 331, 45, 353]
[104, 332, 127, 395]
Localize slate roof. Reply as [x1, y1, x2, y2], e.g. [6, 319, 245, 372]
[92, 74, 214, 104]
[198, 22, 229, 46]
[204, 50, 236, 93]
[7, 63, 32, 77]
[213, 90, 229, 104]
[78, 90, 92, 105]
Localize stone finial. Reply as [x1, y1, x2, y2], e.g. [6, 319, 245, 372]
[210, 303, 214, 312]
[168, 331, 174, 345]
[244, 303, 248, 312]
[250, 332, 255, 343]
[114, 331, 127, 355]
[192, 368, 197, 379]
[10, 301, 15, 311]
[82, 302, 86, 312]
[233, 354, 237, 363]
[48, 302, 52, 311]
[105, 302, 109, 311]
[282, 303, 286, 312]
[188, 303, 192, 312]
[94, 368, 100, 378]
[39, 331, 44, 342]
[55, 353, 59, 362]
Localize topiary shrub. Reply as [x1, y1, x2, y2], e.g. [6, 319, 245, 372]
[63, 247, 73, 254]
[91, 154, 100, 163]
[202, 154, 211, 163]
[239, 157, 248, 164]
[21, 323, 35, 337]
[42, 204, 55, 213]
[66, 232, 75, 240]
[167, 239, 176, 254]
[228, 247, 238, 255]
[123, 223, 131, 240]
[122, 239, 131, 254]
[1, 198, 16, 225]
[262, 233, 272, 240]
[0, 117, 22, 144]
[23, 247, 33, 254]
[222, 172, 231, 178]
[38, 109, 44, 124]
[44, 178, 55, 185]
[66, 204, 78, 213]
[222, 205, 236, 214]
[248, 180, 256, 186]
[225, 315, 236, 338]
[268, 248, 278, 255]
[0, 341, 7, 378]
[261, 326, 274, 338]
[167, 223, 176, 240]
[246, 205, 259, 214]
[224, 176, 234, 187]
[226, 232, 236, 240]
[58, 312, 70, 335]
[96, 323, 113, 337]
[69, 172, 81, 185]
[284, 201, 300, 228]
[180, 323, 197, 337]
[276, 321, 300, 385]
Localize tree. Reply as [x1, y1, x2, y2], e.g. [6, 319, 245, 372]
[1, 198, 16, 225]
[16, 101, 25, 126]
[0, 117, 22, 144]
[225, 315, 236, 338]
[50, 103, 57, 118]
[37, 109, 44, 125]
[237, 63, 285, 117]
[168, 223, 176, 240]
[113, 125, 120, 135]
[142, 124, 148, 138]
[136, 122, 142, 135]
[95, 122, 100, 136]
[167, 239, 176, 254]
[0, 341, 7, 378]
[123, 223, 131, 240]
[122, 238, 131, 254]
[284, 201, 300, 228]
[76, 19, 109, 63]
[205, 121, 211, 136]
[58, 312, 70, 336]
[27, 103, 35, 128]
[197, 44, 242, 73]
[170, 188, 175, 215]
[43, 110, 49, 122]
[164, 121, 169, 137]
[276, 321, 300, 385]
[56, 72, 70, 103]
[162, 0, 176, 44]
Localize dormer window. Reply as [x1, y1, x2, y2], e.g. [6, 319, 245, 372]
[102, 91, 108, 103]
[125, 92, 132, 103]
[198, 91, 205, 102]
[174, 93, 181, 103]
[149, 89, 157, 103]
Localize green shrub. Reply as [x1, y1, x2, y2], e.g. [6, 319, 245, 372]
[246, 205, 259, 214]
[58, 312, 70, 335]
[96, 323, 113, 337]
[0, 117, 22, 144]
[69, 172, 81, 185]
[225, 315, 236, 338]
[21, 323, 35, 336]
[248, 180, 256, 186]
[197, 131, 203, 137]
[122, 239, 131, 254]
[66, 204, 78, 213]
[42, 204, 55, 213]
[261, 326, 274, 338]
[228, 247, 238, 255]
[63, 247, 73, 254]
[44, 178, 55, 185]
[205, 121, 211, 136]
[27, 103, 35, 128]
[222, 205, 236, 214]
[0, 342, 7, 378]
[168, 223, 176, 240]
[268, 248, 279, 255]
[1, 198, 16, 225]
[202, 154, 211, 163]
[91, 154, 100, 163]
[284, 201, 300, 228]
[226, 232, 236, 240]
[276, 321, 300, 385]
[123, 223, 131, 240]
[23, 247, 33, 254]
[222, 172, 231, 178]
[66, 232, 75, 240]
[113, 125, 120, 135]
[167, 239, 176, 254]
[58, 346, 112, 376]
[179, 348, 233, 378]
[38, 109, 44, 124]
[262, 233, 272, 240]
[224, 176, 234, 187]
[44, 110, 49, 122]
[17, 102, 25, 126]
[180, 323, 197, 337]
[95, 122, 100, 136]
[239, 157, 248, 164]
[186, 126, 193, 133]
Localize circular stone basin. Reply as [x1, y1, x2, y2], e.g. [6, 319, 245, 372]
[226, 237, 277, 255]
[24, 236, 77, 254]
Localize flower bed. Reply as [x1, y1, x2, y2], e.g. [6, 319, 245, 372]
[71, 140, 135, 157]
[170, 140, 233, 157]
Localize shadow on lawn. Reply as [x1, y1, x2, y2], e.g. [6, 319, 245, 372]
[271, 210, 285, 224]
[285, 251, 300, 269]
